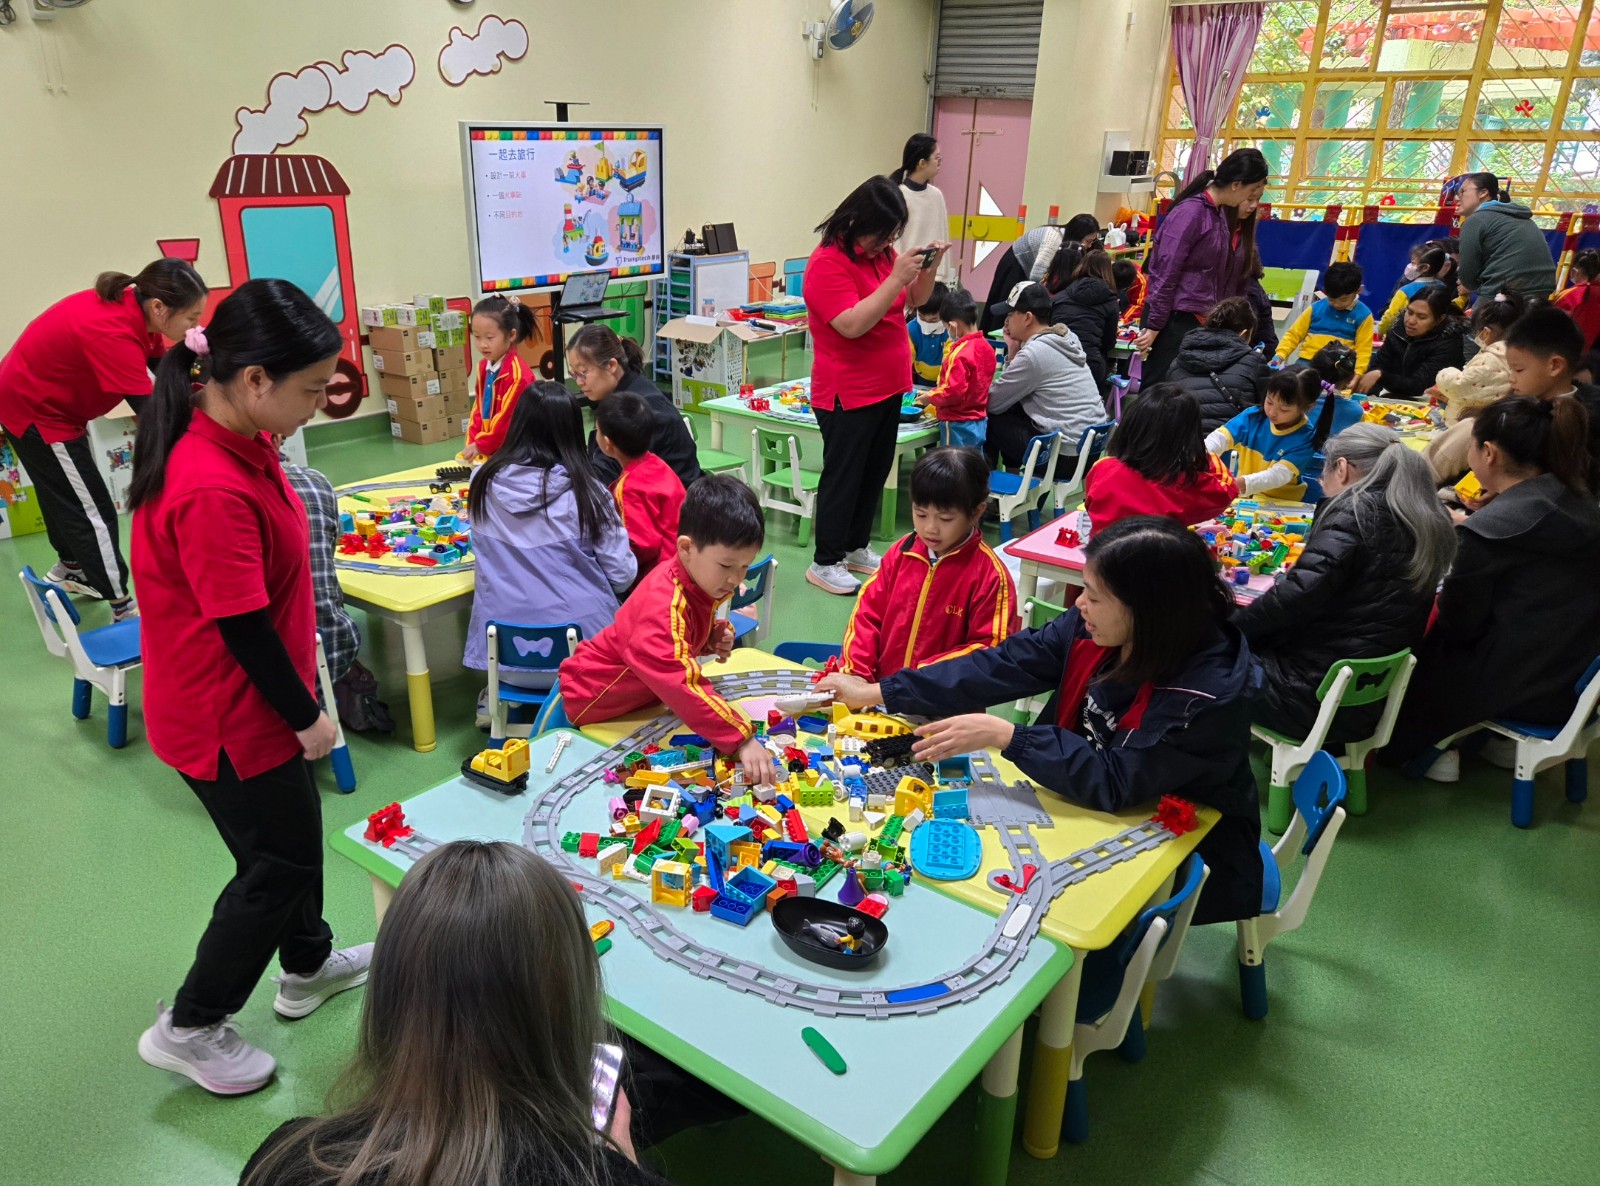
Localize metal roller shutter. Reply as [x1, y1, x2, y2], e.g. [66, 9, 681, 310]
[934, 0, 1045, 99]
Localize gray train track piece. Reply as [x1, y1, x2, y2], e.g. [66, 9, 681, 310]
[966, 751, 1055, 829]
[520, 668, 1175, 1018]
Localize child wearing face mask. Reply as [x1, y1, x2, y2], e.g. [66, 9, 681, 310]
[908, 282, 950, 386]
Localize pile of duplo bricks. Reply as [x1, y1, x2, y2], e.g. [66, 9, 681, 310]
[363, 295, 472, 445]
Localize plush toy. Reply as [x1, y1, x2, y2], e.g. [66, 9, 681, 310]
[1434, 341, 1513, 425]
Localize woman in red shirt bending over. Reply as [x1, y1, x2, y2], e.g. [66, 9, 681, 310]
[0, 259, 206, 620]
[130, 279, 371, 1097]
[803, 175, 946, 596]
[1084, 384, 1238, 537]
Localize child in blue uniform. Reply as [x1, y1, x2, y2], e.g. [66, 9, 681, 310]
[907, 282, 949, 387]
[1207, 369, 1324, 501]
[1275, 262, 1375, 373]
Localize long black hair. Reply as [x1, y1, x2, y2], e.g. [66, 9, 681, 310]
[1109, 385, 1211, 485]
[130, 278, 339, 509]
[94, 258, 206, 309]
[815, 176, 908, 255]
[1043, 242, 1086, 294]
[1082, 516, 1234, 686]
[468, 380, 617, 543]
[1303, 342, 1358, 449]
[891, 134, 937, 185]
[1172, 147, 1269, 207]
[1473, 394, 1593, 495]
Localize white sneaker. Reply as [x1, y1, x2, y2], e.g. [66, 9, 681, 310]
[137, 1002, 276, 1096]
[806, 562, 860, 596]
[46, 562, 102, 599]
[843, 546, 882, 575]
[272, 943, 374, 1019]
[110, 597, 140, 624]
[1480, 734, 1520, 770]
[1423, 749, 1460, 783]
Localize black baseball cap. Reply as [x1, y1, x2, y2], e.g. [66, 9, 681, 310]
[989, 281, 1052, 322]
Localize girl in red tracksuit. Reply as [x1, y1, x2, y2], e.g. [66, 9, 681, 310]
[1084, 383, 1238, 537]
[842, 448, 1019, 681]
[921, 288, 996, 451]
[464, 295, 536, 461]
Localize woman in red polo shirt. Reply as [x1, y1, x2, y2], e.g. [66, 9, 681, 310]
[129, 278, 370, 1097]
[0, 260, 207, 620]
[803, 175, 946, 596]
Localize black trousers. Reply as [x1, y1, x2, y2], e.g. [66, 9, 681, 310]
[984, 404, 1043, 470]
[4, 423, 130, 601]
[172, 751, 333, 1028]
[812, 395, 902, 567]
[1139, 310, 1203, 387]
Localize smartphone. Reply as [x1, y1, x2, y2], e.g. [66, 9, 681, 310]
[918, 246, 938, 269]
[590, 1042, 625, 1132]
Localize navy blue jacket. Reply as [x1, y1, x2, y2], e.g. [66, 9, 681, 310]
[881, 609, 1264, 924]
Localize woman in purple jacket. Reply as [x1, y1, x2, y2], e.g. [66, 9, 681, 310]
[1134, 149, 1269, 385]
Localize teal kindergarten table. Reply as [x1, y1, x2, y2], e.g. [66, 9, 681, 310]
[331, 730, 1073, 1186]
[700, 392, 938, 542]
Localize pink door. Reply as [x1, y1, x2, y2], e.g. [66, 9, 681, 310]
[933, 97, 1033, 299]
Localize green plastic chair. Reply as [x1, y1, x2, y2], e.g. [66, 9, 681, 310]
[1012, 596, 1069, 724]
[1251, 649, 1416, 834]
[752, 427, 821, 546]
[682, 416, 748, 483]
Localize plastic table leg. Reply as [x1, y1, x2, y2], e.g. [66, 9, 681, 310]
[400, 617, 437, 753]
[1016, 559, 1040, 605]
[972, 1026, 1024, 1186]
[830, 1169, 873, 1186]
[1023, 954, 1083, 1159]
[369, 874, 396, 928]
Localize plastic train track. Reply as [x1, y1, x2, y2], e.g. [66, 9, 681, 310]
[522, 669, 1174, 1019]
[333, 479, 477, 577]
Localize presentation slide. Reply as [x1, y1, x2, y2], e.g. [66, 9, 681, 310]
[461, 124, 665, 292]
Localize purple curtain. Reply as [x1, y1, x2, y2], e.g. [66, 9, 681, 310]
[1173, 3, 1264, 182]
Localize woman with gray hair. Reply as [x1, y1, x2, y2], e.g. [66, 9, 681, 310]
[1235, 423, 1456, 747]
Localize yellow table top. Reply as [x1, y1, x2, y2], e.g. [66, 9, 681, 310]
[577, 648, 1218, 952]
[334, 464, 476, 614]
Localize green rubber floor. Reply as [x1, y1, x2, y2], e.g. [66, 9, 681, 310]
[1, 417, 1596, 1185]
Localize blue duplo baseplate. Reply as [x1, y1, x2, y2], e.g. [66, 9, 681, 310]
[910, 819, 982, 881]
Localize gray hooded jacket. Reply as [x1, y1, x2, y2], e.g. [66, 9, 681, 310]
[986, 325, 1107, 451]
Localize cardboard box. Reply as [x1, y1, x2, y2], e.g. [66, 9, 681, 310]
[368, 325, 419, 352]
[361, 305, 398, 328]
[414, 294, 448, 317]
[416, 329, 437, 350]
[442, 388, 473, 421]
[436, 367, 469, 396]
[386, 393, 447, 423]
[372, 348, 432, 376]
[389, 415, 454, 445]
[655, 316, 771, 409]
[377, 370, 442, 399]
[393, 304, 420, 327]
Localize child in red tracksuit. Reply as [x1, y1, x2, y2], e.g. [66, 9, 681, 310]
[920, 288, 995, 451]
[464, 295, 536, 461]
[595, 390, 686, 584]
[1083, 383, 1238, 537]
[559, 476, 773, 784]
[842, 448, 1019, 682]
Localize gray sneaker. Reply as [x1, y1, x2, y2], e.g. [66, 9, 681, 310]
[272, 943, 374, 1019]
[46, 562, 102, 599]
[806, 562, 861, 596]
[137, 1003, 275, 1096]
[1423, 749, 1460, 783]
[843, 546, 882, 575]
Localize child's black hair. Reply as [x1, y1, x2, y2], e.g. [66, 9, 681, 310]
[1264, 368, 1321, 447]
[471, 294, 535, 344]
[1571, 250, 1600, 286]
[1504, 306, 1586, 371]
[909, 447, 990, 512]
[939, 287, 979, 328]
[1473, 394, 1593, 495]
[1469, 288, 1528, 340]
[1305, 342, 1357, 391]
[678, 474, 765, 550]
[469, 382, 615, 543]
[1412, 241, 1454, 282]
[1111, 260, 1138, 292]
[593, 390, 654, 460]
[918, 281, 950, 319]
[1108, 385, 1210, 485]
[1322, 261, 1363, 299]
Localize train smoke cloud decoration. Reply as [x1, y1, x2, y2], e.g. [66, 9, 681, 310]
[232, 45, 417, 154]
[438, 15, 530, 86]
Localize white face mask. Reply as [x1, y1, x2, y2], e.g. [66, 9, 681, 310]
[1402, 262, 1420, 280]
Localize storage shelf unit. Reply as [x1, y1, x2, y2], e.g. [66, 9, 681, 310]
[652, 252, 750, 382]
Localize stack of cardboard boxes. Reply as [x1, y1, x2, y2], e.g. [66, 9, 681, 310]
[363, 295, 472, 445]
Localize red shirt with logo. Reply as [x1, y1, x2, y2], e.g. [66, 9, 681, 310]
[804, 242, 913, 412]
[842, 531, 1020, 682]
[131, 411, 316, 781]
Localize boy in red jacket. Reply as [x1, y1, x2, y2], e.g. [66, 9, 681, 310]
[842, 448, 1019, 681]
[595, 390, 686, 583]
[559, 475, 772, 784]
[1083, 384, 1237, 536]
[919, 289, 996, 451]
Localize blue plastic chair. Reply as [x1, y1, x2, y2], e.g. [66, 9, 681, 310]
[772, 641, 842, 668]
[485, 622, 581, 746]
[726, 555, 777, 646]
[530, 681, 572, 736]
[1065, 854, 1210, 1143]
[990, 429, 1062, 541]
[1052, 420, 1116, 517]
[1237, 751, 1348, 1019]
[19, 565, 142, 748]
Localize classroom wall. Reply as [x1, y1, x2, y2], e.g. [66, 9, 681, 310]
[0, 1, 936, 364]
[1021, 0, 1171, 226]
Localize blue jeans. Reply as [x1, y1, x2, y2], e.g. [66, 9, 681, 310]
[940, 419, 987, 450]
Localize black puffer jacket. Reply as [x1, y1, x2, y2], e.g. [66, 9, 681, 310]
[1235, 489, 1436, 745]
[1050, 277, 1120, 395]
[1365, 322, 1466, 401]
[1166, 329, 1272, 432]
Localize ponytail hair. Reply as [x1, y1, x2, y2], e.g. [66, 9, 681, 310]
[1203, 296, 1256, 336]
[1473, 394, 1593, 495]
[1306, 342, 1358, 392]
[471, 294, 535, 345]
[1469, 288, 1527, 339]
[1172, 147, 1269, 206]
[129, 278, 341, 510]
[1462, 172, 1501, 202]
[95, 259, 207, 309]
[1569, 249, 1600, 287]
[1043, 242, 1085, 293]
[566, 323, 644, 374]
[1322, 424, 1456, 593]
[891, 133, 937, 186]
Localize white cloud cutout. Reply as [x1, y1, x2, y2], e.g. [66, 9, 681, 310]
[232, 45, 416, 155]
[438, 15, 529, 86]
